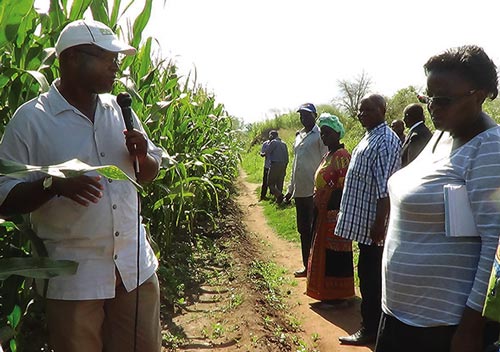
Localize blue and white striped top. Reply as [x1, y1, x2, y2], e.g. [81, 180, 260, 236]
[382, 126, 500, 327]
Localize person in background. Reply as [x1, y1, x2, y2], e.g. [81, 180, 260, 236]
[377, 45, 500, 352]
[259, 132, 273, 201]
[400, 103, 432, 167]
[265, 130, 289, 203]
[390, 119, 406, 143]
[306, 113, 354, 303]
[284, 103, 328, 277]
[0, 20, 162, 351]
[336, 94, 401, 345]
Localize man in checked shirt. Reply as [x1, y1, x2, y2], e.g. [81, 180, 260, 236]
[335, 94, 401, 346]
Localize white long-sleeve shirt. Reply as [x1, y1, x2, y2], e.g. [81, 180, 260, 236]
[287, 125, 327, 198]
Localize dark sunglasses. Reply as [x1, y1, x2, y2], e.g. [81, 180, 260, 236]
[75, 47, 121, 66]
[417, 90, 476, 107]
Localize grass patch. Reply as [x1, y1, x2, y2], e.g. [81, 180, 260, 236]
[261, 199, 299, 243]
[249, 260, 294, 310]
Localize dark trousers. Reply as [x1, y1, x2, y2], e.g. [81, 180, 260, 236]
[295, 196, 314, 268]
[260, 167, 269, 199]
[375, 312, 500, 352]
[268, 162, 287, 198]
[358, 243, 384, 332]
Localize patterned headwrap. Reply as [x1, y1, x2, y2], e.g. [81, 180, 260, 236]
[318, 113, 345, 139]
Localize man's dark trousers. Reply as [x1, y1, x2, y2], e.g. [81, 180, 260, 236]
[295, 196, 314, 268]
[268, 162, 287, 198]
[358, 243, 384, 333]
[260, 167, 269, 199]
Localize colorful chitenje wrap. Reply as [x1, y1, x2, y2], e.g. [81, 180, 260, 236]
[306, 146, 355, 301]
[483, 245, 500, 321]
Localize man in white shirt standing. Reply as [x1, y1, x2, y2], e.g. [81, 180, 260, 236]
[285, 103, 328, 277]
[0, 20, 162, 351]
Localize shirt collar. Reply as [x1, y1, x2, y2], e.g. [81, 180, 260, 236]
[367, 122, 387, 135]
[46, 79, 112, 116]
[299, 124, 320, 135]
[408, 120, 424, 133]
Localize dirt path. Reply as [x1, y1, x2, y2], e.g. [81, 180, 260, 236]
[167, 172, 374, 351]
[236, 172, 373, 352]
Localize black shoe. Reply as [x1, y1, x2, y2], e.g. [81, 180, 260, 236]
[319, 299, 351, 309]
[276, 194, 284, 204]
[338, 327, 376, 346]
[294, 267, 307, 278]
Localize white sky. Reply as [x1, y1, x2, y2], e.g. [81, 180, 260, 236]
[48, 0, 499, 123]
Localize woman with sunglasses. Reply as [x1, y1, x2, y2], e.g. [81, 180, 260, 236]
[377, 45, 500, 352]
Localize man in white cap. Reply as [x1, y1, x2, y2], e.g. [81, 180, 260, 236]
[0, 20, 162, 351]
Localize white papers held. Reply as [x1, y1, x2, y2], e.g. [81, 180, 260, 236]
[443, 184, 479, 237]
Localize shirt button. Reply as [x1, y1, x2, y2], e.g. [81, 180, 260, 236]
[100, 152, 105, 157]
[114, 231, 119, 237]
[112, 204, 117, 210]
[114, 254, 118, 260]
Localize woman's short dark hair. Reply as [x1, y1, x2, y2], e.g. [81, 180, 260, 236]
[424, 45, 498, 100]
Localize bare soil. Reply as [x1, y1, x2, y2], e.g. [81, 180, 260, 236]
[163, 171, 374, 352]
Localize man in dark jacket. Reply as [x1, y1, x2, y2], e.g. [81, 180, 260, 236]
[265, 130, 289, 203]
[401, 103, 432, 167]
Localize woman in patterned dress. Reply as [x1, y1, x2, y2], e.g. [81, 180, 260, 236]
[306, 113, 355, 301]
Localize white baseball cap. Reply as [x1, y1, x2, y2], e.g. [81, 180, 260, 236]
[55, 19, 136, 57]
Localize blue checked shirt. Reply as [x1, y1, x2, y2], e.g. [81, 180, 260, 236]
[335, 122, 401, 245]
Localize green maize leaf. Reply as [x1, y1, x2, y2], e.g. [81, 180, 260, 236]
[130, 0, 152, 48]
[25, 45, 44, 69]
[7, 305, 21, 329]
[137, 37, 152, 80]
[10, 338, 17, 352]
[0, 75, 10, 90]
[0, 158, 143, 192]
[164, 78, 178, 92]
[48, 0, 66, 30]
[152, 198, 163, 210]
[89, 1, 109, 25]
[68, 0, 93, 21]
[24, 70, 50, 92]
[139, 70, 155, 90]
[116, 77, 143, 103]
[0, 219, 18, 231]
[15, 5, 38, 48]
[0, 257, 78, 280]
[109, 0, 122, 27]
[0, 0, 34, 46]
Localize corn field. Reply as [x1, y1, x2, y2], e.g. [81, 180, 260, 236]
[0, 0, 241, 350]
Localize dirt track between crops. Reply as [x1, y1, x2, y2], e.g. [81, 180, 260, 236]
[167, 171, 374, 351]
[237, 172, 373, 352]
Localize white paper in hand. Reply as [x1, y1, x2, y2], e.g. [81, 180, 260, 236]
[443, 184, 479, 237]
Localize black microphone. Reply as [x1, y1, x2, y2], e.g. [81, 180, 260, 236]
[117, 92, 134, 131]
[117, 92, 139, 172]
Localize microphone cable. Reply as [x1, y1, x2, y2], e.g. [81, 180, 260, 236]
[117, 92, 141, 352]
[133, 184, 140, 352]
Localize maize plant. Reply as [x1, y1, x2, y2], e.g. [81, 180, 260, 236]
[0, 0, 241, 349]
